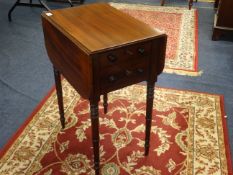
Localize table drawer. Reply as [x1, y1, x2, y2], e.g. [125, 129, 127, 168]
[100, 61, 148, 93]
[99, 41, 151, 69]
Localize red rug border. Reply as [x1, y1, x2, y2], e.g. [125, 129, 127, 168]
[0, 85, 55, 158]
[0, 84, 232, 174]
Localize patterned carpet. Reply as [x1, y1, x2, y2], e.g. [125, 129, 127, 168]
[0, 80, 232, 174]
[111, 3, 200, 76]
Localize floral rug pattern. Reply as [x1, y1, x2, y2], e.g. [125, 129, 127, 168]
[0, 80, 231, 174]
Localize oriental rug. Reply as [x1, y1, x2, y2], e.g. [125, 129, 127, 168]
[0, 80, 232, 175]
[111, 3, 201, 76]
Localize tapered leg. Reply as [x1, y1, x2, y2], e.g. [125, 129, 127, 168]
[90, 100, 100, 175]
[103, 94, 108, 114]
[212, 28, 223, 41]
[161, 0, 165, 6]
[38, 0, 50, 10]
[53, 67, 65, 129]
[145, 82, 155, 156]
[214, 0, 219, 8]
[8, 0, 20, 22]
[67, 0, 73, 7]
[189, 0, 193, 10]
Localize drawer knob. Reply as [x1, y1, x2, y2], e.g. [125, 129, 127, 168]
[138, 48, 145, 55]
[107, 54, 117, 62]
[125, 70, 133, 76]
[137, 68, 144, 73]
[108, 75, 116, 82]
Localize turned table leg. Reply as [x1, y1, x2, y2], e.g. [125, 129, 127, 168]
[90, 100, 100, 175]
[212, 28, 223, 41]
[214, 0, 219, 8]
[145, 82, 155, 156]
[189, 0, 193, 10]
[53, 67, 65, 129]
[161, 0, 165, 6]
[103, 94, 108, 114]
[8, 0, 20, 22]
[67, 0, 73, 6]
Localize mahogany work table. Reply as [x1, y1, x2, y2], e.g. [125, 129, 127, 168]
[41, 3, 167, 175]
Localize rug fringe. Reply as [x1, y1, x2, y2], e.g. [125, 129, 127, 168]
[198, 0, 214, 2]
[163, 69, 203, 76]
[110, 2, 196, 10]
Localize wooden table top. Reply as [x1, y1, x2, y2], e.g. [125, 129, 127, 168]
[41, 3, 164, 54]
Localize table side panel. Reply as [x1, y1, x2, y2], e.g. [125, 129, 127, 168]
[148, 35, 167, 82]
[42, 17, 93, 99]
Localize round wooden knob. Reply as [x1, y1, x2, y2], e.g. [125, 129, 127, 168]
[138, 48, 145, 55]
[107, 54, 117, 62]
[125, 70, 133, 76]
[108, 75, 116, 82]
[137, 68, 144, 73]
